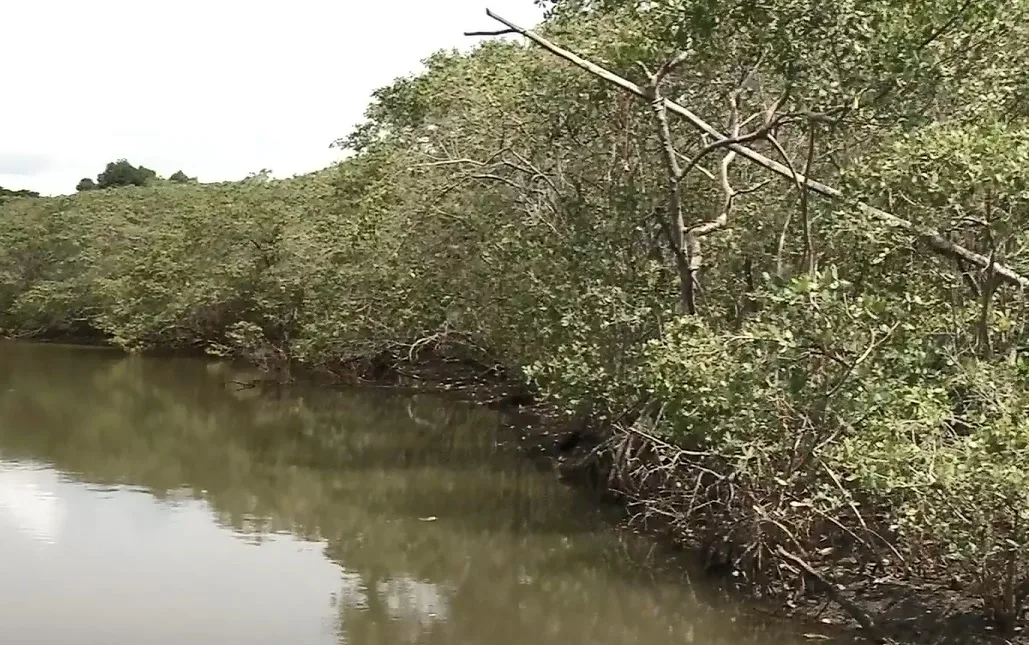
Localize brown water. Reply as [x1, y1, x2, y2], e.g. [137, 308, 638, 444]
[0, 341, 826, 645]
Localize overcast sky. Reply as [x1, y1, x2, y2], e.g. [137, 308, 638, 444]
[0, 0, 545, 196]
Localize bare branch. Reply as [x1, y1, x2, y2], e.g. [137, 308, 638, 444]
[675, 118, 774, 182]
[476, 9, 1029, 289]
[673, 150, 716, 180]
[463, 28, 517, 37]
[766, 132, 809, 276]
[824, 322, 900, 401]
[645, 53, 695, 314]
[737, 179, 771, 196]
[774, 546, 894, 644]
[800, 127, 818, 272]
[655, 49, 692, 85]
[918, 0, 977, 50]
[470, 173, 523, 191]
[676, 82, 788, 183]
[681, 91, 744, 300]
[411, 158, 489, 168]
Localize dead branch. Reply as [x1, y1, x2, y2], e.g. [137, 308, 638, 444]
[645, 52, 777, 314]
[464, 28, 517, 37]
[673, 150, 716, 180]
[411, 158, 490, 168]
[675, 115, 775, 182]
[767, 132, 807, 276]
[775, 546, 897, 644]
[474, 9, 1029, 290]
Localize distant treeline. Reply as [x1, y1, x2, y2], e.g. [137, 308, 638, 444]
[0, 186, 40, 200]
[75, 160, 196, 192]
[1, 160, 198, 199]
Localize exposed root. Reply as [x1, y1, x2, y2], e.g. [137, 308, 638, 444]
[585, 416, 909, 643]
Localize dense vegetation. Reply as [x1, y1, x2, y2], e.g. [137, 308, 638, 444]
[3, 0, 1029, 637]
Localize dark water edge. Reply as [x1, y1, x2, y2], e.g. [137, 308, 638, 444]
[0, 336, 850, 644]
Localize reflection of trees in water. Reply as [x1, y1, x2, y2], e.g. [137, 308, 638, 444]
[330, 535, 806, 645]
[0, 344, 814, 645]
[0, 344, 602, 541]
[337, 575, 450, 645]
[377, 577, 450, 624]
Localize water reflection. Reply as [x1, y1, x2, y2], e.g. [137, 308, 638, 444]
[0, 463, 63, 545]
[0, 460, 341, 644]
[0, 342, 823, 645]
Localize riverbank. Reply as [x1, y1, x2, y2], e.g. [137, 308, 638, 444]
[385, 362, 1029, 645]
[487, 398, 1027, 645]
[6, 334, 1019, 645]
[294, 351, 1029, 645]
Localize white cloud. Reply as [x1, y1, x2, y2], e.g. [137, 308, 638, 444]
[0, 0, 545, 195]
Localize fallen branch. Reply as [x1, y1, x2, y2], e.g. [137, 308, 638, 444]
[468, 10, 1029, 289]
[775, 546, 897, 645]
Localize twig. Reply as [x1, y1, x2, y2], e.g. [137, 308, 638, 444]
[800, 126, 818, 272]
[822, 321, 900, 402]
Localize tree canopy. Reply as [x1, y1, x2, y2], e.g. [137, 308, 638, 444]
[95, 159, 158, 189]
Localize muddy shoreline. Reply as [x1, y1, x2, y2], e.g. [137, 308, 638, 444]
[2, 334, 1023, 645]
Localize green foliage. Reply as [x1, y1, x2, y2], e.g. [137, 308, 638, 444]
[4, 0, 1029, 626]
[95, 158, 158, 189]
[845, 119, 1029, 285]
[168, 170, 195, 183]
[75, 177, 98, 192]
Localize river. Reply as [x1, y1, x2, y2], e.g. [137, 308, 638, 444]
[0, 341, 829, 644]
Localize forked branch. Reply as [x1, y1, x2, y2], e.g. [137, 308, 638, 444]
[642, 54, 696, 313]
[469, 9, 1029, 290]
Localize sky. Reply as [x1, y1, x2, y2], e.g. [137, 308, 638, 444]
[0, 0, 546, 196]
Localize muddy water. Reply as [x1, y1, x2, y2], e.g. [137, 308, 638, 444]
[0, 342, 827, 644]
